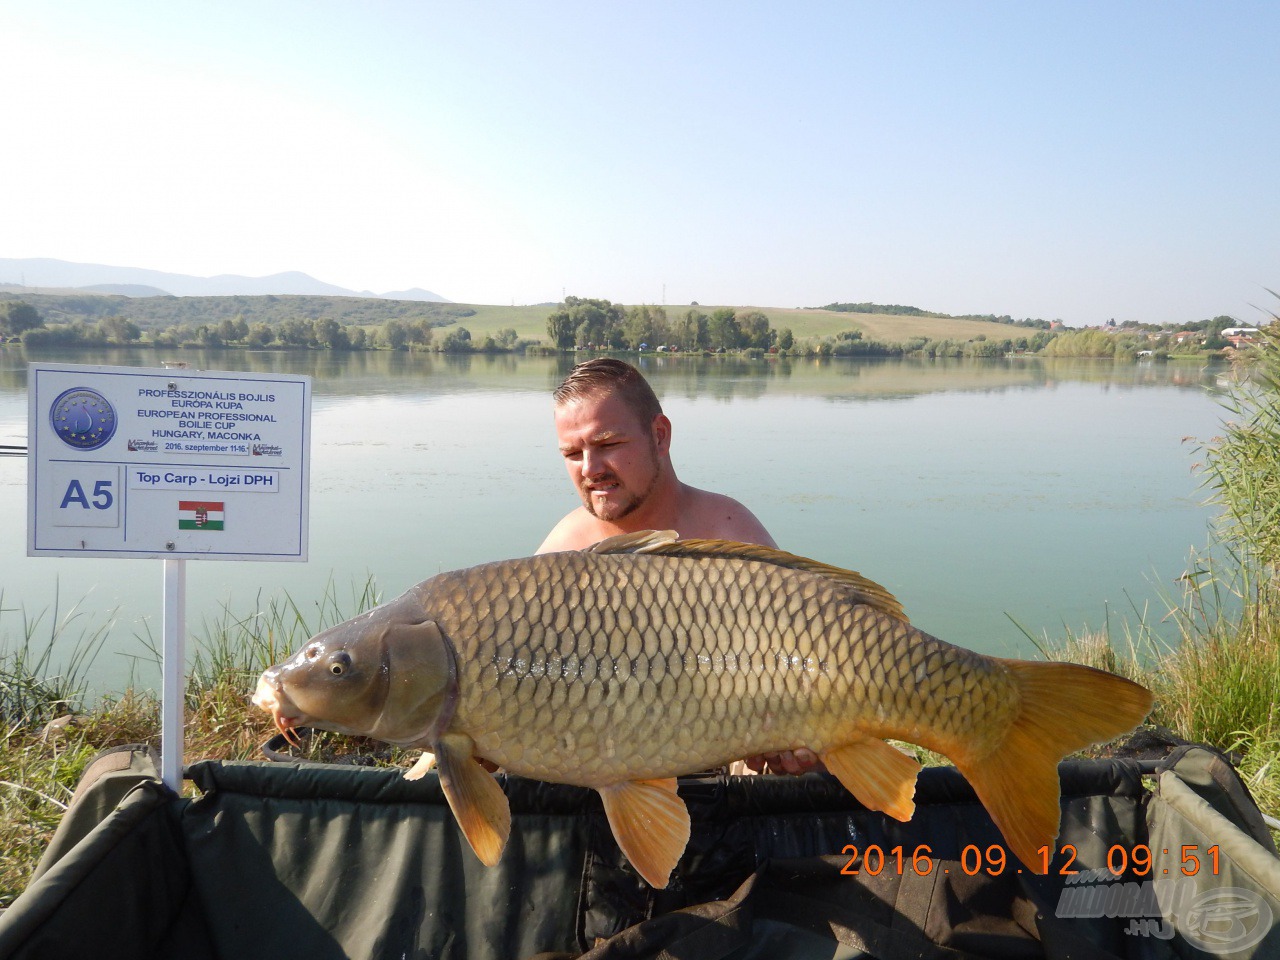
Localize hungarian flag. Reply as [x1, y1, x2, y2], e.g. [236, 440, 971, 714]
[178, 500, 225, 531]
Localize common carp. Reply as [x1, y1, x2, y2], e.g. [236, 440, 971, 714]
[251, 531, 1153, 888]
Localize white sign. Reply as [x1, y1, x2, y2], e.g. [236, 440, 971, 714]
[28, 363, 310, 560]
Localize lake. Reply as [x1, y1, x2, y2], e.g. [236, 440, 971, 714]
[0, 347, 1228, 693]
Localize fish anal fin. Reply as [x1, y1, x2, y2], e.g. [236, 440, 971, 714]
[590, 532, 906, 622]
[434, 733, 511, 867]
[597, 778, 691, 889]
[404, 750, 436, 780]
[821, 739, 920, 822]
[955, 659, 1154, 874]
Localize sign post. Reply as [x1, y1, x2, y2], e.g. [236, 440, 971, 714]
[28, 362, 311, 792]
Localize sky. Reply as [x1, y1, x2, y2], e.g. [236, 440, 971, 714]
[2, 1, 1277, 325]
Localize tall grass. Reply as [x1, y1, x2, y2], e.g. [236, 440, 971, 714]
[1042, 305, 1280, 815]
[0, 576, 384, 907]
[0, 586, 115, 728]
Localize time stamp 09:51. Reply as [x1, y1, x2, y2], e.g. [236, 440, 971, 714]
[839, 843, 1224, 878]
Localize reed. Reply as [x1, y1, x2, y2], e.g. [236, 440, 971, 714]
[0, 578, 389, 907]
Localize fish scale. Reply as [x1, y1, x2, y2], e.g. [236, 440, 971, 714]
[253, 531, 1154, 887]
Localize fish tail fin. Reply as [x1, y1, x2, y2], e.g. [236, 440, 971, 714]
[953, 660, 1152, 874]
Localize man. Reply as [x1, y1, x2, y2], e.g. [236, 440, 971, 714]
[537, 358, 818, 775]
[536, 357, 776, 553]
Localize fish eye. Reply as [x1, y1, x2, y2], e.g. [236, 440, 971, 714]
[328, 652, 352, 676]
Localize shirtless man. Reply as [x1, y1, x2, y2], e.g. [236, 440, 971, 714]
[537, 357, 817, 775]
[537, 357, 775, 553]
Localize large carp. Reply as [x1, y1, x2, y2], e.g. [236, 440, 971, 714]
[252, 531, 1152, 888]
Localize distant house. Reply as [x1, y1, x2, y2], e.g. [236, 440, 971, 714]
[1226, 331, 1261, 349]
[1173, 331, 1203, 345]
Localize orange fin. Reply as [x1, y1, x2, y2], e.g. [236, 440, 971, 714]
[433, 733, 511, 867]
[821, 739, 920, 822]
[589, 532, 906, 621]
[404, 751, 436, 780]
[597, 778, 691, 889]
[955, 660, 1153, 874]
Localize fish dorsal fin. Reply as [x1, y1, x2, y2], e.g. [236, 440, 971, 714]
[589, 532, 906, 622]
[585, 529, 681, 554]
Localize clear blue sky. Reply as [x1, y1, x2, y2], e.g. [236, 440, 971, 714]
[3, 1, 1276, 324]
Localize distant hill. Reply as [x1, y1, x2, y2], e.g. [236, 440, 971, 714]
[379, 287, 452, 302]
[78, 284, 170, 297]
[0, 258, 449, 302]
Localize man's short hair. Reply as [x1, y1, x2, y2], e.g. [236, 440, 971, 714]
[553, 358, 663, 425]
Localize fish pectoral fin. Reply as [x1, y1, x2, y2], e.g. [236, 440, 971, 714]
[434, 734, 511, 867]
[597, 778, 691, 890]
[404, 750, 436, 780]
[821, 739, 921, 822]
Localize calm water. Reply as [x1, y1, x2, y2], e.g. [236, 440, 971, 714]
[0, 347, 1228, 692]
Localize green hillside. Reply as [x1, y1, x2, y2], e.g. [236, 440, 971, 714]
[1, 290, 1038, 346]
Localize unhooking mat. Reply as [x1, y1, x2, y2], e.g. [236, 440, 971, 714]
[1, 744, 1278, 960]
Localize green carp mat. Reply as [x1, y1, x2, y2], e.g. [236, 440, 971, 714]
[1, 744, 1278, 959]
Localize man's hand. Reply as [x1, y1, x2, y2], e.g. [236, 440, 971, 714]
[741, 748, 823, 775]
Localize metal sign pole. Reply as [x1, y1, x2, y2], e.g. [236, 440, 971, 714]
[161, 557, 186, 792]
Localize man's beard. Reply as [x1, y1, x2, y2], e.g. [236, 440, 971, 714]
[580, 448, 660, 522]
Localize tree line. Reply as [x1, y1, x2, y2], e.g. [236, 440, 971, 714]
[545, 298, 789, 353]
[814, 301, 1054, 329]
[6, 301, 532, 354]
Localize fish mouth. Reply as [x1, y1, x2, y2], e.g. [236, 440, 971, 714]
[252, 675, 307, 748]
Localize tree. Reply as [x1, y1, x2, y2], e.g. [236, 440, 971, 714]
[245, 322, 276, 348]
[546, 310, 576, 350]
[98, 315, 142, 344]
[623, 305, 668, 349]
[218, 316, 249, 344]
[738, 311, 774, 350]
[0, 301, 43, 337]
[777, 327, 794, 351]
[440, 326, 473, 352]
[279, 318, 314, 347]
[380, 319, 409, 350]
[545, 296, 625, 350]
[708, 308, 742, 350]
[406, 319, 434, 349]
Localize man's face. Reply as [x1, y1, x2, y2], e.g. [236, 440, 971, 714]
[554, 391, 666, 522]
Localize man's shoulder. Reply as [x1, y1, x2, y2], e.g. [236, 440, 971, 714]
[681, 485, 776, 547]
[535, 508, 600, 554]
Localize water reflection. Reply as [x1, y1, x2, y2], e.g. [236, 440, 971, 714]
[0, 345, 1220, 403]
